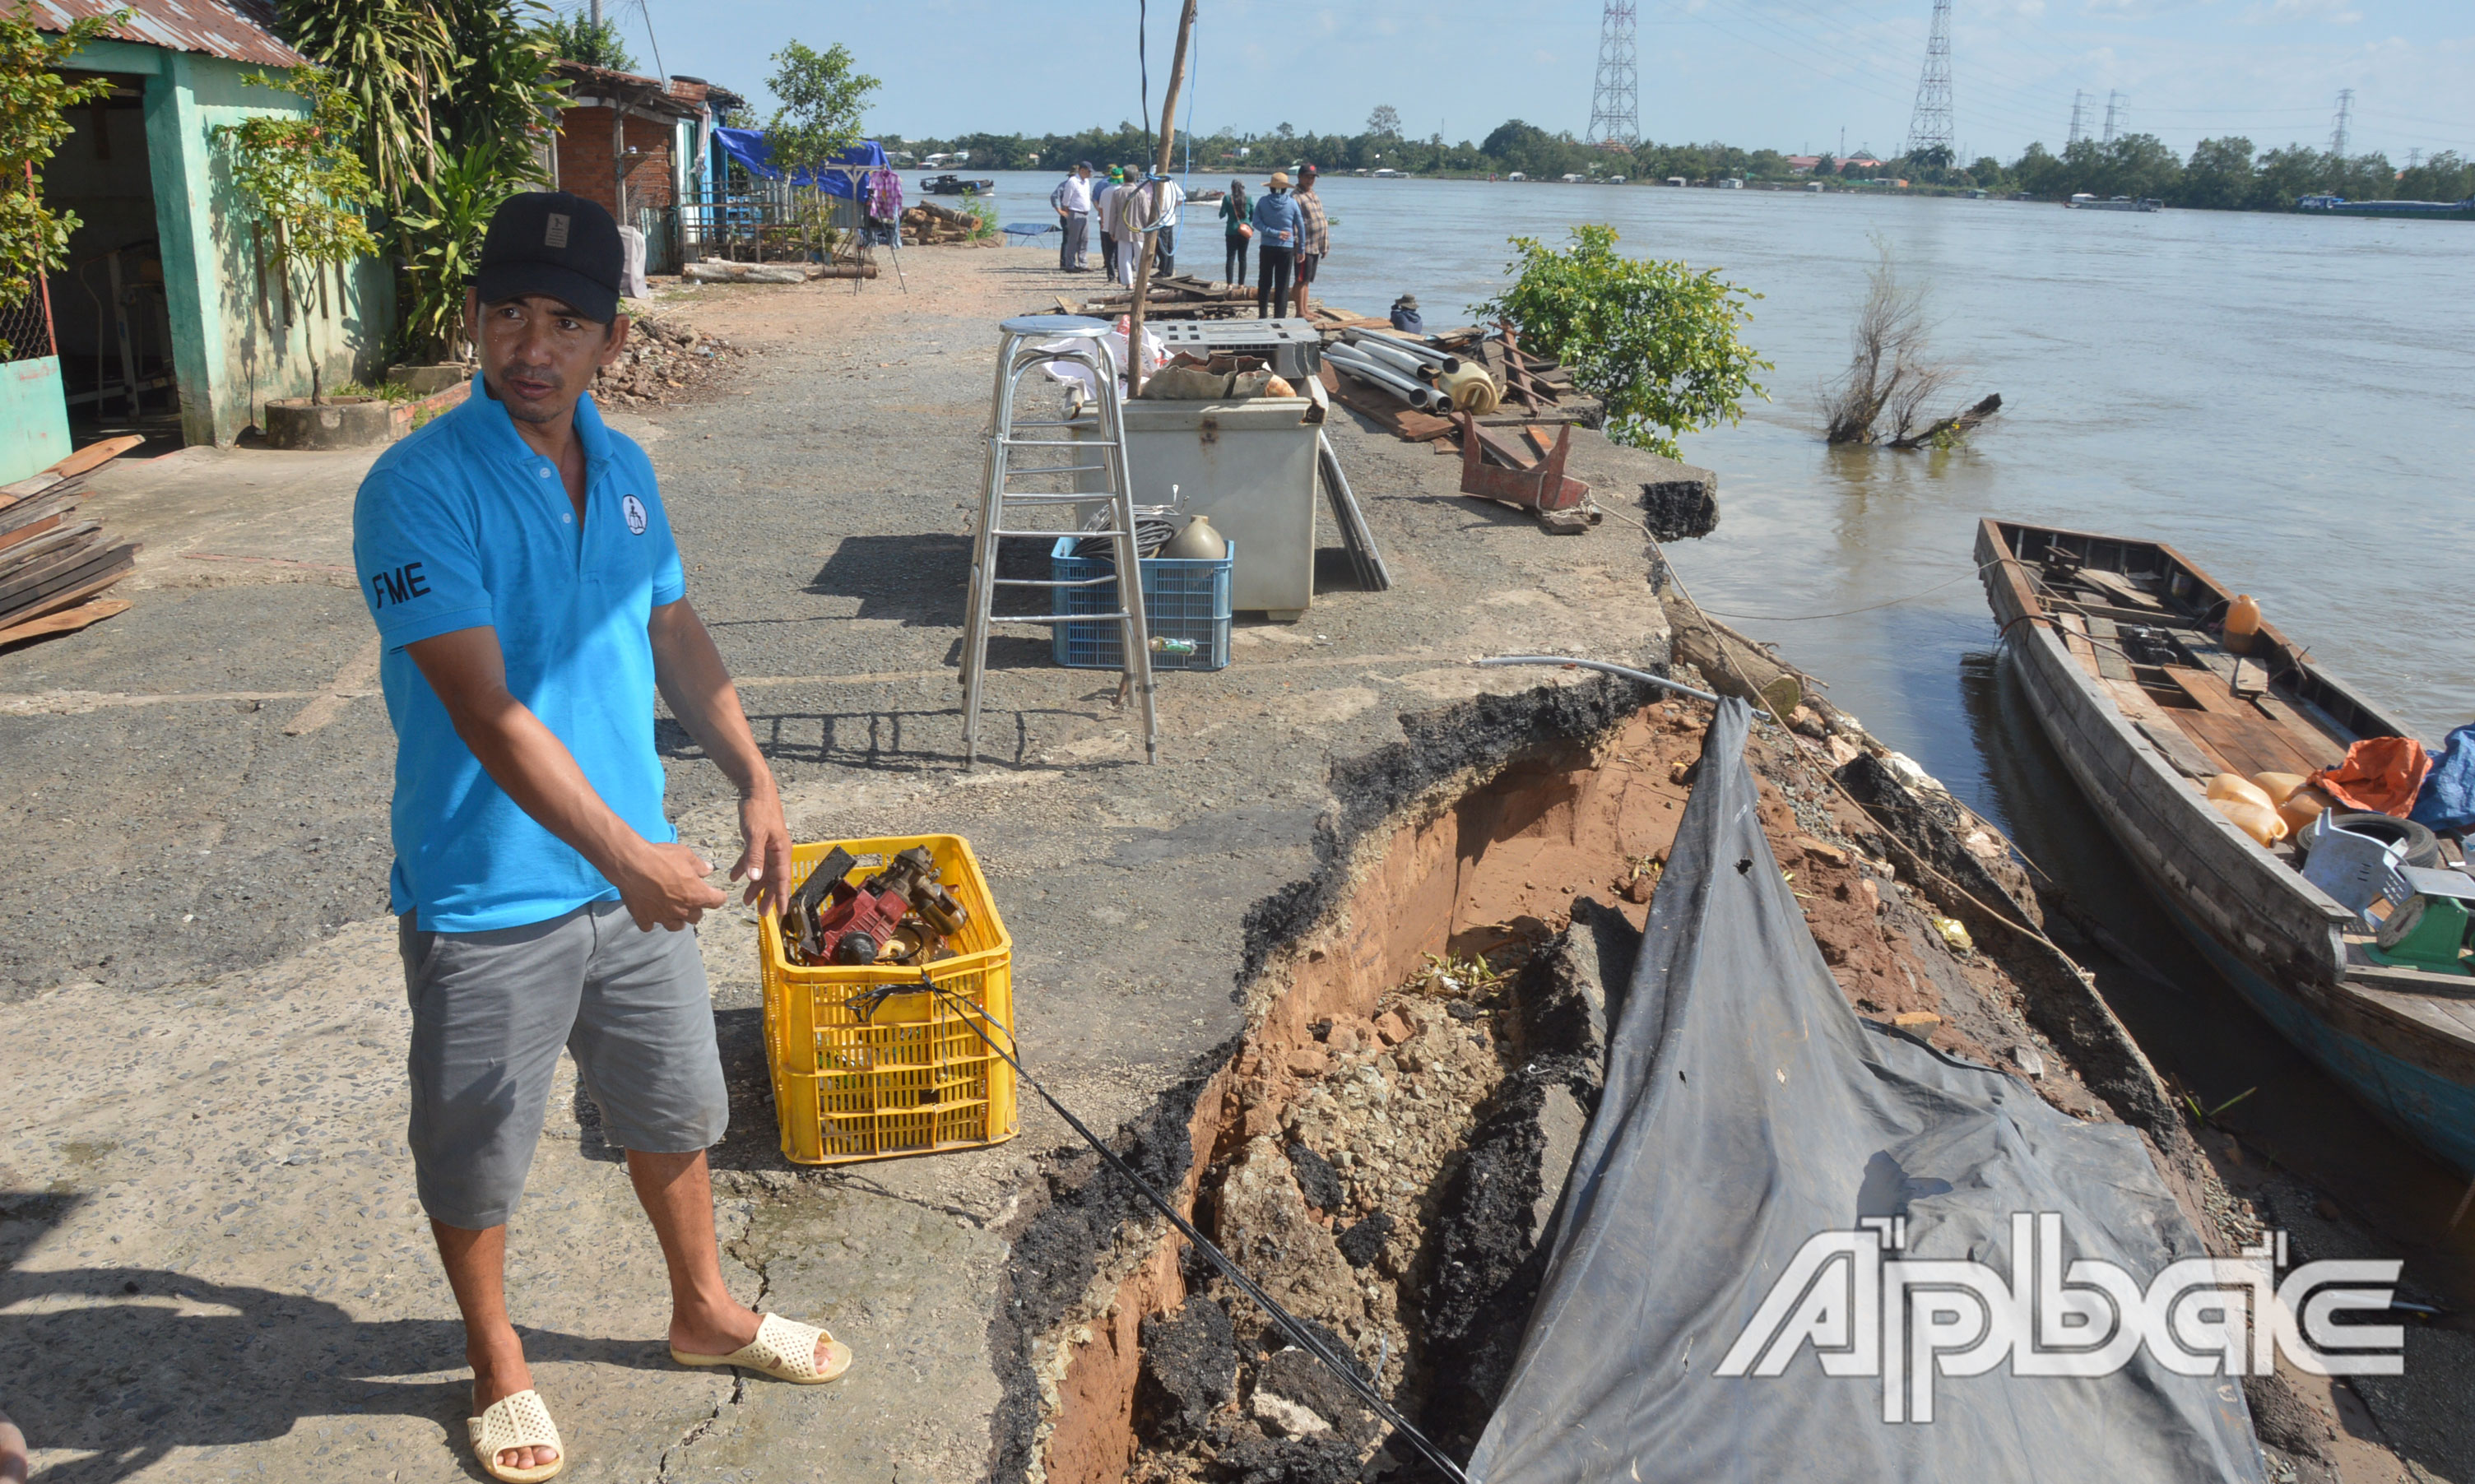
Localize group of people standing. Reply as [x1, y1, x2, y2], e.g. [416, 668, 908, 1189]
[1054, 161, 1327, 319]
[1049, 162, 1186, 285]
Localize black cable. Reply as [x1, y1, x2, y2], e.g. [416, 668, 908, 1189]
[915, 973, 1474, 1484]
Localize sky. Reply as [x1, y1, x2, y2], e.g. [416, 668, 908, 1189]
[618, 0, 2475, 165]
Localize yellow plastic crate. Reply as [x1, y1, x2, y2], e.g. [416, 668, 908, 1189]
[758, 834, 1018, 1165]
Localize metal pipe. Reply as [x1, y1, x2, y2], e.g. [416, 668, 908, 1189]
[1342, 327, 1458, 372]
[1474, 654, 1721, 704]
[1324, 346, 1440, 409]
[1326, 342, 1440, 401]
[1345, 336, 1433, 378]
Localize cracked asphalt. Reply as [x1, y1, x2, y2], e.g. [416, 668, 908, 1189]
[0, 244, 1707, 1481]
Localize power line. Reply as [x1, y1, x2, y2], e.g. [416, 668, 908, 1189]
[1902, 0, 1954, 160]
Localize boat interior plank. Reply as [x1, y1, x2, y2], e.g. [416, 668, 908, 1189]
[2254, 692, 2351, 768]
[2104, 677, 2230, 777]
[2160, 667, 2329, 776]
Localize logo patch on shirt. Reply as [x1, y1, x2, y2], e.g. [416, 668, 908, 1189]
[545, 212, 571, 248]
[622, 494, 648, 536]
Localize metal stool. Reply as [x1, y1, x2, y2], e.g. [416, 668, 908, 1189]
[959, 315, 1158, 768]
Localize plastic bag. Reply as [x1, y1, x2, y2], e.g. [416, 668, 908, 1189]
[2411, 722, 2475, 834]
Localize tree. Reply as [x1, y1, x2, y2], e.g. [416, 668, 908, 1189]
[0, 2, 124, 358]
[1820, 238, 1958, 446]
[1474, 224, 1770, 460]
[2248, 145, 2324, 211]
[2398, 150, 2474, 203]
[1365, 103, 1401, 139]
[764, 40, 878, 257]
[2180, 137, 2253, 211]
[277, 0, 454, 212]
[216, 67, 382, 403]
[765, 40, 878, 173]
[545, 11, 632, 71]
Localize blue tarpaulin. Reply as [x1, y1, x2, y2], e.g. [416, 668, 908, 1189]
[710, 129, 888, 197]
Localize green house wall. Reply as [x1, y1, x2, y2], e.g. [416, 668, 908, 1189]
[58, 39, 392, 448]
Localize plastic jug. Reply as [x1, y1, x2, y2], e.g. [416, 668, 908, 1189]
[2208, 773, 2273, 811]
[2251, 772, 2310, 805]
[2211, 795, 2288, 846]
[2277, 785, 2333, 839]
[2224, 594, 2263, 655]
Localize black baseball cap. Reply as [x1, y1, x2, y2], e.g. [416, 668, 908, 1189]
[476, 191, 623, 324]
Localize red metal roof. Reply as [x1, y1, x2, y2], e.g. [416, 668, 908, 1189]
[33, 0, 306, 70]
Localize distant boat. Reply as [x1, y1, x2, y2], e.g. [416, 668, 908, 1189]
[920, 174, 993, 195]
[2298, 193, 2475, 220]
[2067, 193, 2162, 211]
[1371, 168, 1406, 179]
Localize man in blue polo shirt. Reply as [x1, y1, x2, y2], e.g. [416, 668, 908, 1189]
[354, 192, 847, 1484]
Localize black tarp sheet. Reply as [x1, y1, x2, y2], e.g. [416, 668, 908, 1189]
[1466, 699, 2261, 1484]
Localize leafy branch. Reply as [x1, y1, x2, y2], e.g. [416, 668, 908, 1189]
[1474, 224, 1771, 461]
[0, 3, 130, 357]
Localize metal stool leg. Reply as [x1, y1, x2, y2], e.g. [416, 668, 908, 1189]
[959, 317, 1161, 769]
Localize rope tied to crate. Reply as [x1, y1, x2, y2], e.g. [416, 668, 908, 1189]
[916, 972, 1476, 1484]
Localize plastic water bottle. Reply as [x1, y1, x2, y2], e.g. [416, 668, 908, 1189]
[1150, 637, 1197, 656]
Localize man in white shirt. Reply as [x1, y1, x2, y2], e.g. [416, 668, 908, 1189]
[1140, 173, 1186, 277]
[1049, 161, 1095, 271]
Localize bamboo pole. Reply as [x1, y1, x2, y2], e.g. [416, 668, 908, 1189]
[1123, 0, 1198, 400]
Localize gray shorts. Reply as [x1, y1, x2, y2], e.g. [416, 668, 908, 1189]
[398, 900, 729, 1229]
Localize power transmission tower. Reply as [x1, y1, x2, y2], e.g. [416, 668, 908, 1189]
[2407, 146, 2423, 169]
[2066, 90, 2088, 146]
[1903, 0, 1955, 161]
[1588, 2, 1640, 149]
[2329, 89, 2354, 156]
[2101, 90, 2123, 146]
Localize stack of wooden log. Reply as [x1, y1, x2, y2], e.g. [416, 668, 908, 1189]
[899, 202, 986, 245]
[1063, 274, 1256, 320]
[0, 437, 143, 648]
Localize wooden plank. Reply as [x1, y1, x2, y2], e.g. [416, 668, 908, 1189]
[0, 544, 134, 624]
[2254, 692, 2349, 769]
[2085, 616, 2136, 682]
[2105, 676, 2227, 777]
[2056, 611, 2101, 678]
[2164, 666, 2328, 775]
[44, 434, 144, 480]
[0, 512, 63, 557]
[2078, 568, 2166, 610]
[0, 596, 129, 647]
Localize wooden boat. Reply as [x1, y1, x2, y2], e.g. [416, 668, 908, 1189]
[1977, 518, 2475, 1175]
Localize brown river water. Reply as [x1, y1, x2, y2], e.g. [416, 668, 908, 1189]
[974, 171, 2475, 1280]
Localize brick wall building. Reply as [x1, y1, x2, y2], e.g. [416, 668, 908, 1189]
[550, 63, 713, 225]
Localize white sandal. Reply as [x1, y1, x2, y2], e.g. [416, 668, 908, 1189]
[671, 1312, 852, 1384]
[468, 1388, 564, 1483]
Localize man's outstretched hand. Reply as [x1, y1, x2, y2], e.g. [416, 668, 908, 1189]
[733, 788, 792, 916]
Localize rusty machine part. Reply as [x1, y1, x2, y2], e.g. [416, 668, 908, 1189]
[782, 845, 973, 967]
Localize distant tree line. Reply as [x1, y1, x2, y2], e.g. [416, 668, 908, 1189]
[886, 110, 2475, 211]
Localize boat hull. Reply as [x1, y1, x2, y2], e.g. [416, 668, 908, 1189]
[1979, 520, 2475, 1176]
[2152, 893, 2475, 1175]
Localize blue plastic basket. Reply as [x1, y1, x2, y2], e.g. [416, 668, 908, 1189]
[1050, 536, 1233, 671]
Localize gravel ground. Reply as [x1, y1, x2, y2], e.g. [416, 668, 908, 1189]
[0, 243, 1710, 1482]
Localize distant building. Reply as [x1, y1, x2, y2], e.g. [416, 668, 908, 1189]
[548, 62, 730, 269]
[17, 0, 392, 462]
[1786, 155, 1821, 175]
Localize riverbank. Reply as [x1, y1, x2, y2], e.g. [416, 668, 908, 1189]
[0, 244, 2457, 1484]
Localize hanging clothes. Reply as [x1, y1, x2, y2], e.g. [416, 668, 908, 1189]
[868, 168, 904, 222]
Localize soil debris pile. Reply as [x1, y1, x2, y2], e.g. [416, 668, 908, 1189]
[592, 315, 746, 407]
